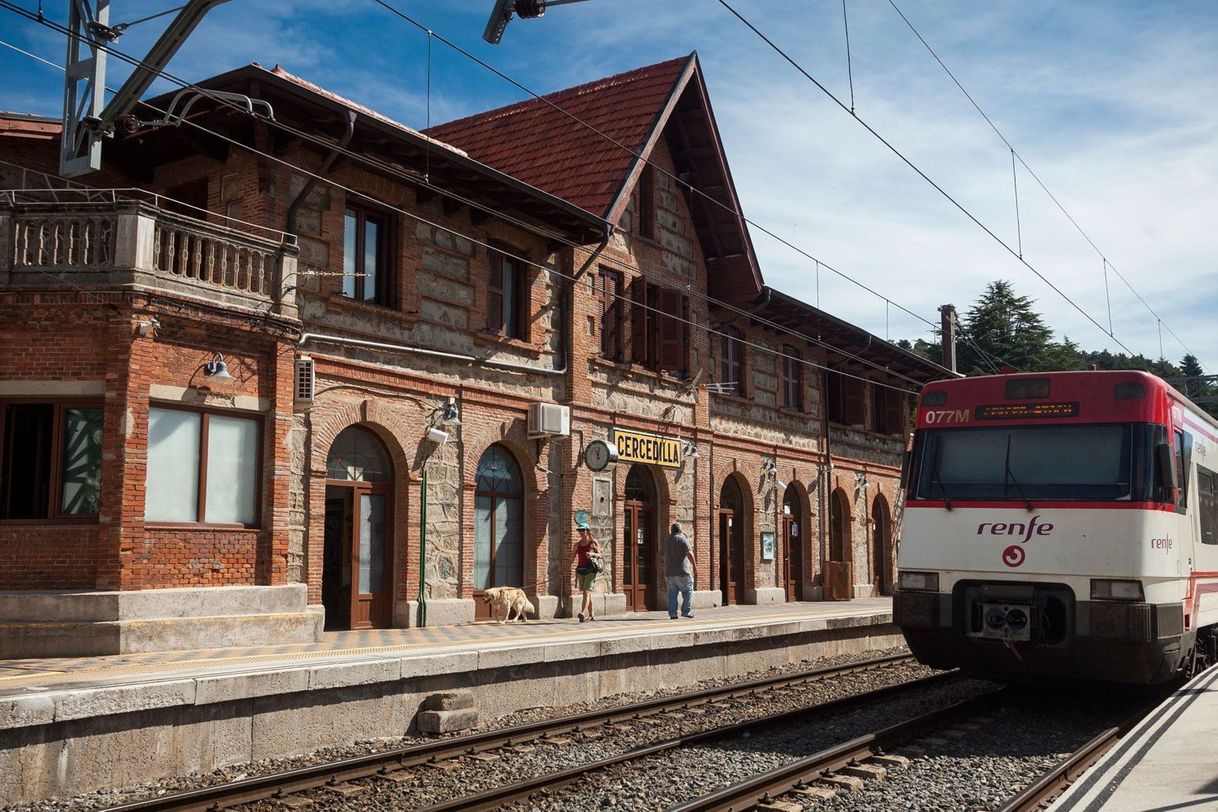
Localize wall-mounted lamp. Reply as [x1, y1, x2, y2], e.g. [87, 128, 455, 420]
[203, 352, 232, 381]
[426, 427, 450, 445]
[441, 397, 461, 425]
[681, 440, 699, 459]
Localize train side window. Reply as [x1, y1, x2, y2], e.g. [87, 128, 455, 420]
[1174, 430, 1191, 513]
[1199, 468, 1218, 545]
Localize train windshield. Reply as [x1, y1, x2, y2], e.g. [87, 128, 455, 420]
[912, 423, 1158, 502]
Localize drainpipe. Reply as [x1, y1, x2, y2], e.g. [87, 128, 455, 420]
[286, 110, 356, 236]
[417, 466, 428, 627]
[820, 369, 834, 597]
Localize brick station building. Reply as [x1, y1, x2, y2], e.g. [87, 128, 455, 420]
[0, 54, 951, 656]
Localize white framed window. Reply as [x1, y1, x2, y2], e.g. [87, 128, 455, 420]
[145, 406, 261, 525]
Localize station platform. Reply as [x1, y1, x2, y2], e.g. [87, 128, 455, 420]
[1049, 662, 1218, 812]
[0, 598, 899, 804]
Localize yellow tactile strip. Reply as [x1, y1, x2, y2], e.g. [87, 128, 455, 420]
[0, 602, 891, 693]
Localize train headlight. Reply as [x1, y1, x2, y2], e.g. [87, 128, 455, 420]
[1090, 579, 1145, 601]
[899, 571, 940, 592]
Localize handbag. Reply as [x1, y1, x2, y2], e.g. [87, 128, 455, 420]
[587, 553, 603, 574]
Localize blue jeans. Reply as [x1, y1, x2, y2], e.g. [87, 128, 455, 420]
[667, 574, 693, 618]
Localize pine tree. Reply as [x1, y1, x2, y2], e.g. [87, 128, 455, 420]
[957, 281, 1054, 374]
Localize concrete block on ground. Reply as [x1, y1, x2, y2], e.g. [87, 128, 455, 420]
[792, 786, 838, 801]
[816, 773, 865, 791]
[417, 707, 478, 734]
[746, 587, 786, 605]
[422, 691, 473, 711]
[534, 594, 559, 619]
[692, 589, 722, 609]
[403, 598, 474, 627]
[757, 802, 802, 812]
[840, 762, 887, 780]
[869, 753, 911, 768]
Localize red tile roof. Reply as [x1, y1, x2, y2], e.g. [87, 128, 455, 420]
[269, 66, 467, 157]
[425, 55, 693, 220]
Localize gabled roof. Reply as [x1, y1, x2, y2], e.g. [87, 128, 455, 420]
[427, 54, 763, 301]
[124, 64, 608, 243]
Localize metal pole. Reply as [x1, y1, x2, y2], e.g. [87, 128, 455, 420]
[417, 467, 428, 627]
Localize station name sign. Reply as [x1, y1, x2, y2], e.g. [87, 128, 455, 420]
[613, 429, 682, 468]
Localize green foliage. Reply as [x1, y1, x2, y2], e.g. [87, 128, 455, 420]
[909, 281, 1218, 418]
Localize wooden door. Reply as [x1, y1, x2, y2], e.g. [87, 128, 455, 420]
[350, 490, 391, 629]
[624, 503, 656, 611]
[719, 510, 743, 605]
[782, 513, 803, 601]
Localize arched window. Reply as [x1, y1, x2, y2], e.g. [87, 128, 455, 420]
[872, 495, 892, 594]
[327, 426, 391, 483]
[474, 445, 524, 590]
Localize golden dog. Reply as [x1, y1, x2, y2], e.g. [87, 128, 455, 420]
[482, 587, 535, 623]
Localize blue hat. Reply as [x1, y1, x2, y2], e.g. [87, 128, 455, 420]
[576, 521, 591, 531]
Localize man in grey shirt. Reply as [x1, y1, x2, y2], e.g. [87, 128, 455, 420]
[665, 523, 695, 619]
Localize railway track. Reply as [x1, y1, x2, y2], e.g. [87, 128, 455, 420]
[104, 652, 923, 811]
[681, 684, 1164, 812]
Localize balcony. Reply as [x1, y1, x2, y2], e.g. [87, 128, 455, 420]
[0, 190, 299, 317]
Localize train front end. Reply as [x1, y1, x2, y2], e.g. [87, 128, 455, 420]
[894, 371, 1191, 685]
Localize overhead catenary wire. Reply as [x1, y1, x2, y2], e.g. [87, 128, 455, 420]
[714, 0, 1151, 366]
[884, 0, 1208, 372]
[356, 0, 1027, 377]
[364, 0, 938, 335]
[0, 22, 932, 398]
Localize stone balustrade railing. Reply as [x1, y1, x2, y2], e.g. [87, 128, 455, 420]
[0, 192, 298, 317]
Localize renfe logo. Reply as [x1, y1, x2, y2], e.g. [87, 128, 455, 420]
[1151, 535, 1173, 553]
[978, 516, 1054, 569]
[976, 516, 1054, 542]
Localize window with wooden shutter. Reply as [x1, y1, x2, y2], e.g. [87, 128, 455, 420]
[826, 369, 844, 423]
[485, 247, 528, 339]
[630, 278, 650, 365]
[782, 345, 802, 410]
[872, 384, 905, 434]
[599, 269, 622, 360]
[845, 376, 865, 425]
[658, 288, 685, 374]
[486, 251, 504, 334]
[639, 165, 655, 240]
[721, 327, 744, 395]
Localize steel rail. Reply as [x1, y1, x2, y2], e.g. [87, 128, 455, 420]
[104, 652, 916, 811]
[417, 671, 964, 812]
[669, 686, 1009, 812]
[997, 697, 1162, 812]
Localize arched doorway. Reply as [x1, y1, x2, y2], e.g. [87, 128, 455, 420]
[623, 464, 658, 611]
[826, 488, 853, 601]
[474, 445, 524, 620]
[781, 484, 804, 601]
[872, 495, 891, 595]
[324, 426, 394, 630]
[718, 476, 746, 605]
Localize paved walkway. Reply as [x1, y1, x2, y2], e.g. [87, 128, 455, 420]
[0, 598, 893, 695]
[1049, 662, 1218, 812]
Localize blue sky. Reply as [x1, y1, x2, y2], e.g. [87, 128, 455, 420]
[2, 0, 1216, 370]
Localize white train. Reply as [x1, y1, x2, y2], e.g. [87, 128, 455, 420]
[895, 370, 1218, 684]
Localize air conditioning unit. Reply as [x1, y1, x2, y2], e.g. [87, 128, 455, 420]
[527, 402, 570, 438]
[295, 356, 315, 403]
